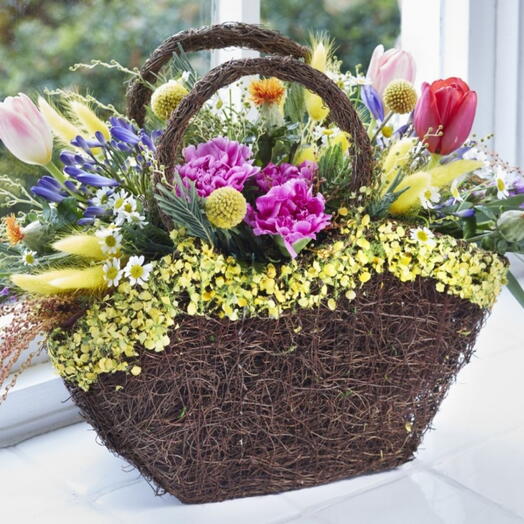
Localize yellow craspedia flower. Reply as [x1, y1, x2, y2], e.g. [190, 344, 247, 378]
[151, 80, 189, 121]
[205, 187, 247, 229]
[249, 77, 286, 106]
[383, 80, 418, 114]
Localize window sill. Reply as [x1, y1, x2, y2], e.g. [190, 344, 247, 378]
[0, 362, 81, 447]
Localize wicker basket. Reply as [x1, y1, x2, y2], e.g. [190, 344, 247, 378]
[66, 24, 498, 504]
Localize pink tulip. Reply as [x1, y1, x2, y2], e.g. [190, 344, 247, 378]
[413, 77, 477, 155]
[0, 93, 53, 166]
[366, 44, 416, 97]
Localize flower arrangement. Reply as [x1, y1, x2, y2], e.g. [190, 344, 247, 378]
[1, 30, 522, 398]
[2, 21, 523, 504]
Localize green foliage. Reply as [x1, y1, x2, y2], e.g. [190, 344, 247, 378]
[317, 144, 351, 209]
[0, 0, 211, 109]
[155, 176, 217, 246]
[284, 83, 306, 123]
[262, 0, 400, 71]
[254, 122, 301, 165]
[367, 170, 408, 219]
[125, 222, 174, 258]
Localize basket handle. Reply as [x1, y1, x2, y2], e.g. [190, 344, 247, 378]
[156, 56, 374, 194]
[127, 23, 310, 126]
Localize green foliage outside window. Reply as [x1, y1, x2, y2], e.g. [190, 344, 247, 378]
[262, 0, 400, 71]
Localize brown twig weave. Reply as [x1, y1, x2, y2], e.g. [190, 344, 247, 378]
[127, 23, 310, 126]
[67, 272, 486, 503]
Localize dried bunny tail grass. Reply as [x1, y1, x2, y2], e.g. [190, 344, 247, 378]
[0, 297, 81, 403]
[67, 272, 486, 503]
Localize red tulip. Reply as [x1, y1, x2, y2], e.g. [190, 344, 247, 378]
[413, 77, 477, 155]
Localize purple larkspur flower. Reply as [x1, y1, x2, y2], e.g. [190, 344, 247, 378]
[176, 137, 259, 197]
[361, 84, 384, 121]
[255, 161, 317, 192]
[246, 178, 331, 258]
[31, 176, 67, 203]
[111, 125, 140, 146]
[510, 179, 524, 196]
[455, 208, 475, 218]
[0, 287, 10, 297]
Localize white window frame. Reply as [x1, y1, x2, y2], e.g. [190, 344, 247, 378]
[401, 0, 524, 167]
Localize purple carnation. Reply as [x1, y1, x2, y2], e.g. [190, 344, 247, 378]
[255, 161, 317, 192]
[176, 137, 260, 197]
[246, 178, 331, 258]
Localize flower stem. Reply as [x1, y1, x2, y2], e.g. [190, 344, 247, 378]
[370, 112, 394, 143]
[44, 161, 66, 184]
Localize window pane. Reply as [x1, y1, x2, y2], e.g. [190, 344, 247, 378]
[261, 0, 400, 71]
[0, 0, 212, 108]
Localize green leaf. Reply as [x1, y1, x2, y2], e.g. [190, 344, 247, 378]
[506, 270, 524, 308]
[462, 214, 477, 239]
[284, 83, 305, 122]
[154, 176, 217, 246]
[484, 194, 524, 210]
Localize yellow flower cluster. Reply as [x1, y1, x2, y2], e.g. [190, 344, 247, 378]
[377, 222, 507, 306]
[50, 217, 507, 390]
[162, 215, 382, 320]
[47, 280, 176, 391]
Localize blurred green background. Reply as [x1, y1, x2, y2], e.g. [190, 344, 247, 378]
[0, 0, 399, 216]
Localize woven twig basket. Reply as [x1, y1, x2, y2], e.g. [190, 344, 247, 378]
[67, 24, 492, 504]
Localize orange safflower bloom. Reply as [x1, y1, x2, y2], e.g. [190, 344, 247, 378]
[4, 215, 24, 245]
[249, 77, 286, 106]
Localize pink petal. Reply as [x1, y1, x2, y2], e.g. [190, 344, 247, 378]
[440, 90, 477, 155]
[413, 83, 442, 153]
[366, 44, 384, 83]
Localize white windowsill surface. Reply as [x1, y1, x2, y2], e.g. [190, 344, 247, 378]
[0, 362, 82, 447]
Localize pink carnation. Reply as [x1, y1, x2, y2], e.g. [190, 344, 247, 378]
[246, 178, 331, 258]
[177, 137, 259, 197]
[255, 161, 317, 192]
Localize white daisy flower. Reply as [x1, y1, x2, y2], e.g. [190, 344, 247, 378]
[124, 255, 153, 287]
[419, 185, 441, 209]
[122, 211, 148, 228]
[495, 167, 510, 199]
[22, 249, 37, 266]
[96, 227, 123, 255]
[103, 258, 123, 287]
[411, 227, 436, 248]
[90, 187, 113, 208]
[110, 190, 134, 213]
